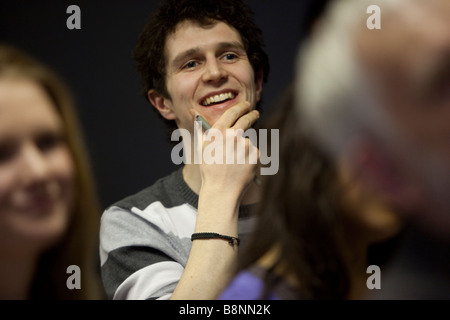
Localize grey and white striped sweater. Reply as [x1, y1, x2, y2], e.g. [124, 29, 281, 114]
[99, 167, 256, 300]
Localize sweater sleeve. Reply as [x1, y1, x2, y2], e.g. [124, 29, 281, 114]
[99, 202, 196, 300]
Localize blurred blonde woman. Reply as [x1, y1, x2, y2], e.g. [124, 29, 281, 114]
[0, 44, 105, 299]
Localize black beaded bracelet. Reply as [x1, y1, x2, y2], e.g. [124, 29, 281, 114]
[191, 232, 240, 247]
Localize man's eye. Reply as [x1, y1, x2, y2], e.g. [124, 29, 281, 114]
[223, 53, 237, 61]
[183, 61, 198, 69]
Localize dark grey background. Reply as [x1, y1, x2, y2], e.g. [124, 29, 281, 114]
[1, 1, 314, 210]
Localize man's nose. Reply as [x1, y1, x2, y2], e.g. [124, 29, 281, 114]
[202, 58, 227, 83]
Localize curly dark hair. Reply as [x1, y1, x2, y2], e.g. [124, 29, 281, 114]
[133, 0, 270, 129]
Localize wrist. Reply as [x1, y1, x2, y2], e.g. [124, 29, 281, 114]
[191, 232, 240, 247]
[199, 180, 244, 201]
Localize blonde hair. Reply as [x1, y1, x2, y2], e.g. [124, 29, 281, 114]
[0, 44, 105, 299]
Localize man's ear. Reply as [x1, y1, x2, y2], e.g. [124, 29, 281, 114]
[350, 137, 422, 212]
[147, 89, 176, 120]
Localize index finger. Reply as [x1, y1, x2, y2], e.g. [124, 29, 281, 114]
[213, 101, 252, 129]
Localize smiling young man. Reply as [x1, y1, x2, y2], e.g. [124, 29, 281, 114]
[99, 0, 269, 300]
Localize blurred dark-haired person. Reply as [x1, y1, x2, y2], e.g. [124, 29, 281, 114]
[99, 0, 270, 300]
[296, 0, 450, 299]
[218, 85, 404, 300]
[0, 44, 105, 299]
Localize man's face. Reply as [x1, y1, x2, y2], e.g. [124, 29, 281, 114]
[357, 0, 450, 231]
[157, 19, 263, 132]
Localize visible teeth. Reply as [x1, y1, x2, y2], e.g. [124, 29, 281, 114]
[202, 92, 235, 106]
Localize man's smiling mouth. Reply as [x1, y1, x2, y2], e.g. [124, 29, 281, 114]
[201, 91, 236, 106]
